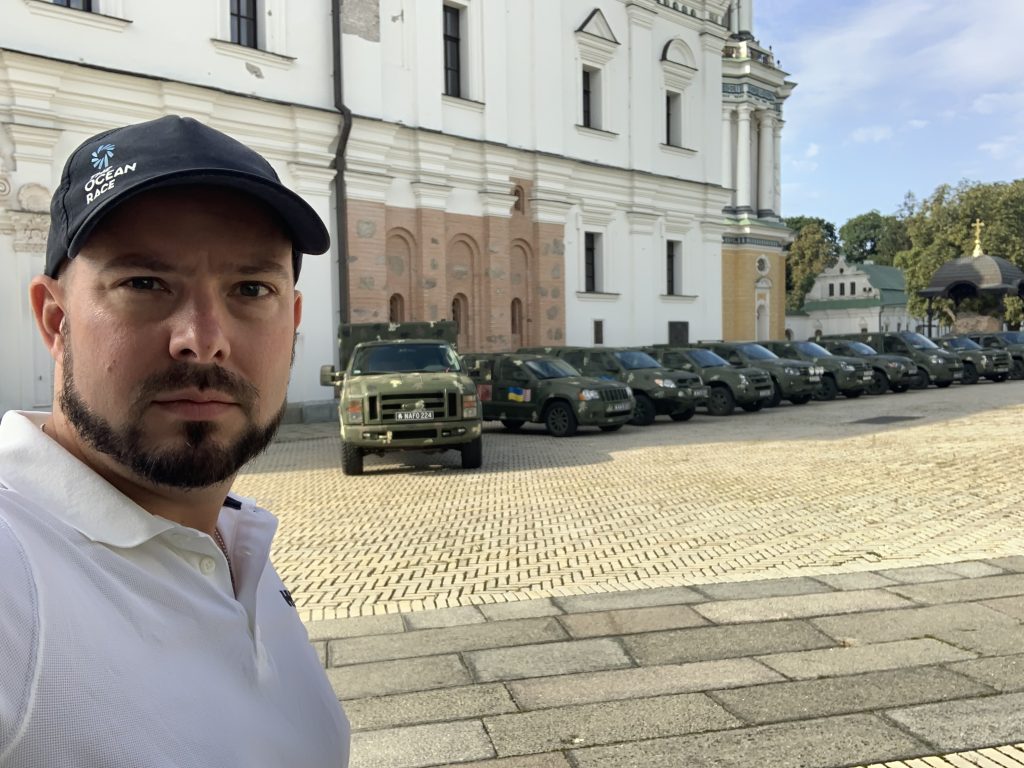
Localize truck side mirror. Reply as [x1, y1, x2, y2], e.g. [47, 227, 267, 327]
[320, 364, 338, 387]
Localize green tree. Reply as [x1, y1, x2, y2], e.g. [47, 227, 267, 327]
[783, 216, 839, 312]
[839, 210, 909, 265]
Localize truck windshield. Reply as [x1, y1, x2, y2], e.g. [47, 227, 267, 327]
[793, 341, 832, 357]
[614, 351, 661, 370]
[845, 342, 878, 355]
[997, 332, 1024, 344]
[901, 332, 939, 350]
[351, 343, 462, 374]
[524, 358, 580, 379]
[737, 344, 779, 360]
[944, 337, 981, 350]
[688, 349, 730, 367]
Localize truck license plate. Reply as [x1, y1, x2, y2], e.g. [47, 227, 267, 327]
[608, 401, 632, 412]
[953, 372, 962, 380]
[809, 375, 820, 382]
[396, 410, 434, 421]
[863, 372, 873, 380]
[757, 389, 772, 398]
[694, 387, 709, 399]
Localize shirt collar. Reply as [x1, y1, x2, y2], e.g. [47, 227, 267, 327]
[0, 411, 218, 548]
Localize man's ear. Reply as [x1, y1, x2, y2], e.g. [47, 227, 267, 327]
[29, 276, 67, 362]
[293, 290, 303, 330]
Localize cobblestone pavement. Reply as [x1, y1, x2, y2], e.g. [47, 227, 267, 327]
[236, 380, 1024, 623]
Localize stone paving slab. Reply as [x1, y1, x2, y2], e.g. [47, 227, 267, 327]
[326, 654, 471, 699]
[709, 667, 992, 724]
[349, 720, 494, 768]
[432, 756, 572, 768]
[980, 596, 1024, 621]
[507, 658, 783, 711]
[568, 714, 929, 768]
[885, 693, 1024, 753]
[887, 574, 1024, 605]
[344, 683, 517, 731]
[932, 624, 1024, 657]
[692, 576, 831, 601]
[466, 638, 631, 682]
[758, 638, 976, 679]
[692, 588, 915, 624]
[947, 655, 1024, 693]
[811, 602, 1018, 645]
[483, 693, 741, 756]
[557, 603, 708, 638]
[810, 572, 900, 591]
[550, 585, 704, 614]
[622, 619, 837, 666]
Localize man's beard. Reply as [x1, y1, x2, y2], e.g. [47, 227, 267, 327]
[58, 324, 288, 490]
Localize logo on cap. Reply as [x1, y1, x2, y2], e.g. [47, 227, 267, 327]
[91, 143, 116, 170]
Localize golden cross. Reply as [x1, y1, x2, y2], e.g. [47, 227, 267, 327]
[972, 218, 985, 257]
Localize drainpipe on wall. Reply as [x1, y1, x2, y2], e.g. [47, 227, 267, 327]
[331, 0, 353, 330]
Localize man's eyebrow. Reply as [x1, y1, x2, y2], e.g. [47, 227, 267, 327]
[99, 254, 177, 274]
[231, 260, 291, 279]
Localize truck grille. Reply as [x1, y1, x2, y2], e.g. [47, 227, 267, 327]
[748, 372, 771, 388]
[599, 388, 632, 402]
[370, 392, 451, 423]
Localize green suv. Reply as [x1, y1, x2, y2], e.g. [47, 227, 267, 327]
[761, 340, 873, 400]
[643, 346, 773, 415]
[518, 346, 707, 426]
[460, 352, 634, 436]
[824, 332, 963, 389]
[696, 341, 820, 407]
[936, 336, 1011, 384]
[816, 338, 916, 395]
[965, 331, 1024, 380]
[321, 321, 482, 475]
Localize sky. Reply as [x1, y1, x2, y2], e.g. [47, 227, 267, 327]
[755, 0, 1024, 229]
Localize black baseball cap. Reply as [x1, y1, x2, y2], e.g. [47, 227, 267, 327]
[45, 115, 330, 279]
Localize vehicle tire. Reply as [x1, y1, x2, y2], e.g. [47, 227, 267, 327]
[814, 375, 839, 401]
[1012, 358, 1024, 380]
[706, 385, 736, 416]
[341, 442, 364, 476]
[867, 370, 889, 396]
[544, 401, 578, 437]
[845, 389, 864, 399]
[961, 362, 979, 385]
[993, 373, 1009, 383]
[911, 368, 930, 389]
[766, 378, 783, 408]
[460, 436, 483, 469]
[500, 419, 525, 432]
[669, 407, 696, 422]
[789, 394, 812, 405]
[891, 383, 909, 393]
[629, 393, 657, 426]
[599, 424, 624, 432]
[935, 380, 953, 389]
[741, 400, 765, 412]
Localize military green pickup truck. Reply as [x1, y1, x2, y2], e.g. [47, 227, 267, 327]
[816, 338, 917, 395]
[936, 336, 1011, 384]
[460, 352, 635, 436]
[824, 332, 963, 389]
[695, 341, 820, 407]
[642, 346, 773, 415]
[761, 340, 873, 400]
[518, 346, 707, 426]
[320, 321, 482, 475]
[965, 331, 1024, 380]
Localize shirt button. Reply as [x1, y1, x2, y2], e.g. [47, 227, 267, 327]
[199, 557, 216, 575]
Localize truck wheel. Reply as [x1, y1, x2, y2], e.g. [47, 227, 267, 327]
[500, 419, 525, 432]
[845, 389, 864, 399]
[867, 370, 889, 396]
[891, 383, 909, 393]
[629, 394, 657, 426]
[706, 386, 736, 416]
[790, 394, 812, 405]
[741, 401, 764, 412]
[814, 375, 838, 401]
[670, 407, 696, 422]
[911, 368, 929, 389]
[460, 436, 483, 469]
[993, 373, 1009, 383]
[961, 362, 979, 385]
[935, 380, 953, 389]
[341, 442, 363, 476]
[1012, 358, 1024, 380]
[599, 424, 624, 432]
[766, 378, 783, 408]
[544, 401, 578, 437]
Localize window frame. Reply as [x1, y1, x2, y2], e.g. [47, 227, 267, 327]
[665, 90, 683, 147]
[582, 66, 603, 129]
[666, 239, 682, 295]
[230, 0, 258, 49]
[584, 232, 603, 293]
[52, 0, 93, 10]
[443, 3, 464, 98]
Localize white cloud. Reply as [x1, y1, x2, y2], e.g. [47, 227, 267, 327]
[805, 143, 820, 158]
[979, 135, 1019, 160]
[906, 119, 928, 130]
[850, 126, 893, 143]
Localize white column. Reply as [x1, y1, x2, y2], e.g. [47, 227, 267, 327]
[738, 0, 753, 35]
[721, 106, 734, 209]
[758, 110, 774, 216]
[729, 2, 739, 35]
[735, 105, 752, 213]
[773, 118, 784, 215]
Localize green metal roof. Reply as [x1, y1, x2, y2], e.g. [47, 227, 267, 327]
[858, 263, 906, 291]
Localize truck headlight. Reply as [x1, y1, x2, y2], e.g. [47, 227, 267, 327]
[840, 362, 855, 372]
[346, 399, 363, 424]
[462, 394, 479, 418]
[578, 389, 601, 401]
[784, 367, 799, 376]
[929, 355, 943, 364]
[737, 374, 749, 385]
[885, 361, 899, 369]
[625, 386, 633, 397]
[653, 378, 677, 388]
[981, 355, 992, 368]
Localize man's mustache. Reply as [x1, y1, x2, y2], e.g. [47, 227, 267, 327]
[137, 363, 259, 413]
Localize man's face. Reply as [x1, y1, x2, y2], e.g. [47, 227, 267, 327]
[53, 186, 301, 489]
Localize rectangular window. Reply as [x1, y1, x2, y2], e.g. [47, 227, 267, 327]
[666, 240, 682, 295]
[850, 281, 856, 295]
[666, 91, 682, 146]
[593, 320, 604, 345]
[668, 321, 689, 345]
[584, 232, 602, 292]
[828, 284, 835, 297]
[230, 0, 258, 48]
[52, 0, 93, 8]
[443, 5, 463, 98]
[582, 67, 601, 129]
[839, 283, 846, 296]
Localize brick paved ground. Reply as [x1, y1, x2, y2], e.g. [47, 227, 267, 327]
[236, 381, 1024, 622]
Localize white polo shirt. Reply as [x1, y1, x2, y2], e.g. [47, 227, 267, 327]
[0, 411, 349, 768]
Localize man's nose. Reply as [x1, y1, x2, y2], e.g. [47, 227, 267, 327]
[168, 292, 231, 364]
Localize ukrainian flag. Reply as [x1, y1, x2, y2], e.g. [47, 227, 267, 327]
[508, 386, 527, 402]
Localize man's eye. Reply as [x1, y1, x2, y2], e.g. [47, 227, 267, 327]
[126, 277, 160, 291]
[237, 282, 272, 298]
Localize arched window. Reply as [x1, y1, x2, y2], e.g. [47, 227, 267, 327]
[513, 186, 526, 214]
[388, 293, 405, 323]
[451, 296, 463, 334]
[510, 298, 523, 335]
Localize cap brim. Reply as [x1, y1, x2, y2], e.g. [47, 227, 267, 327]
[67, 170, 331, 260]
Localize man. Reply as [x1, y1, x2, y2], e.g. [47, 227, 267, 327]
[0, 116, 349, 767]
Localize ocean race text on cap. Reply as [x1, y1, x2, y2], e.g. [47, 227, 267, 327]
[83, 143, 138, 205]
